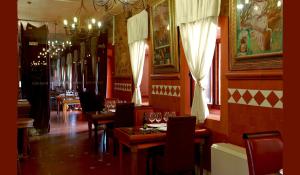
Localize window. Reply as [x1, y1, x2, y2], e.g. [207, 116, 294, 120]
[190, 39, 221, 110]
[205, 39, 221, 109]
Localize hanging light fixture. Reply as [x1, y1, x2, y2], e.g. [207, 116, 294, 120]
[63, 0, 102, 39]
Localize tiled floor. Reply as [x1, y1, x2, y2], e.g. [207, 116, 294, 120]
[19, 110, 207, 175]
[20, 111, 123, 175]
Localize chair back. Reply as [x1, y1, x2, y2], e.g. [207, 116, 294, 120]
[164, 116, 196, 174]
[114, 102, 135, 128]
[79, 90, 104, 112]
[243, 131, 283, 175]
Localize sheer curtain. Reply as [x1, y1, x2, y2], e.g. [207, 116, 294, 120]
[176, 0, 220, 123]
[127, 10, 148, 106]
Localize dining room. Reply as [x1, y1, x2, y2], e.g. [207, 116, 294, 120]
[16, 0, 284, 175]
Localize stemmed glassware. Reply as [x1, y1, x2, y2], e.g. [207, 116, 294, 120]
[163, 112, 169, 122]
[149, 112, 156, 123]
[111, 100, 116, 111]
[156, 112, 162, 123]
[170, 111, 176, 117]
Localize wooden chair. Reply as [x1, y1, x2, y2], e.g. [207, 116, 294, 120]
[78, 90, 104, 138]
[106, 102, 135, 155]
[243, 131, 283, 175]
[152, 116, 196, 175]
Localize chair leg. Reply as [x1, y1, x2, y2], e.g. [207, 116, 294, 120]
[113, 138, 117, 156]
[88, 121, 92, 139]
[146, 156, 150, 175]
[111, 137, 120, 156]
[152, 157, 157, 175]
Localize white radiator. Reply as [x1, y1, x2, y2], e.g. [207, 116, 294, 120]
[211, 143, 249, 175]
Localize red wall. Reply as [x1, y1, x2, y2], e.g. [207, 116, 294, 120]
[227, 76, 283, 146]
[106, 44, 114, 98]
[112, 77, 133, 102]
[140, 50, 150, 99]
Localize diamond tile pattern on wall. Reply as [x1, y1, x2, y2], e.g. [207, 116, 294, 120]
[228, 88, 283, 109]
[114, 83, 132, 92]
[152, 85, 181, 97]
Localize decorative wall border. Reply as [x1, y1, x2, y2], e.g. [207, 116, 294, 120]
[114, 83, 132, 92]
[228, 88, 283, 109]
[152, 85, 180, 97]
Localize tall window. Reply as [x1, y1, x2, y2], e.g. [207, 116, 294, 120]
[190, 39, 221, 110]
[204, 39, 221, 109]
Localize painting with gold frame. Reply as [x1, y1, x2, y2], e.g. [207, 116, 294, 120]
[230, 0, 283, 70]
[150, 0, 179, 74]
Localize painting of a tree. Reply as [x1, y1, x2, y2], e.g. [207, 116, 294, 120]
[237, 0, 282, 56]
[230, 0, 283, 70]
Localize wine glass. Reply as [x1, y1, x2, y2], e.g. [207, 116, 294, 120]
[143, 112, 150, 124]
[163, 112, 169, 123]
[106, 101, 111, 112]
[111, 100, 116, 111]
[156, 112, 162, 123]
[149, 112, 156, 123]
[170, 111, 176, 117]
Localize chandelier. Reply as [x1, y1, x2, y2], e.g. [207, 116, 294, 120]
[63, 0, 102, 39]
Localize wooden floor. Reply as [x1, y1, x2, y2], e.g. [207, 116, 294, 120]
[19, 111, 126, 175]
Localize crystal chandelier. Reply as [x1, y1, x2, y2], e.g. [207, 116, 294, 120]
[63, 0, 102, 39]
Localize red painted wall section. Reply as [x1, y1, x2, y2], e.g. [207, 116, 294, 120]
[106, 44, 114, 98]
[227, 78, 283, 146]
[113, 77, 133, 102]
[150, 79, 181, 113]
[140, 50, 149, 99]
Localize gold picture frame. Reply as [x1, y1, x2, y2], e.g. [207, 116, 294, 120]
[150, 0, 179, 74]
[230, 0, 283, 70]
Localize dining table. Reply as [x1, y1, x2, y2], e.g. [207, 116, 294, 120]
[56, 94, 80, 116]
[17, 99, 31, 118]
[114, 125, 210, 175]
[86, 111, 116, 151]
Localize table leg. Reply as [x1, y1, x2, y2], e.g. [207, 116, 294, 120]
[57, 100, 60, 116]
[131, 147, 138, 175]
[94, 122, 99, 151]
[63, 103, 68, 114]
[119, 143, 123, 175]
[22, 128, 29, 158]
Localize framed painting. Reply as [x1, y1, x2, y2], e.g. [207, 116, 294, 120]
[150, 0, 179, 74]
[230, 0, 283, 70]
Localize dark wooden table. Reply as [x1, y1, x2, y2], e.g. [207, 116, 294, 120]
[114, 126, 210, 175]
[17, 99, 31, 118]
[86, 111, 115, 151]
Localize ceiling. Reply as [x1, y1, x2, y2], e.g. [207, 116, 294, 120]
[18, 0, 134, 37]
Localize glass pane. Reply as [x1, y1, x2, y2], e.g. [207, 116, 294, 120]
[203, 67, 212, 104]
[218, 43, 221, 105]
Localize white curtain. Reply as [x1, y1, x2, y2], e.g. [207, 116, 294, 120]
[129, 41, 147, 105]
[66, 53, 73, 90]
[127, 10, 148, 106]
[176, 0, 220, 123]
